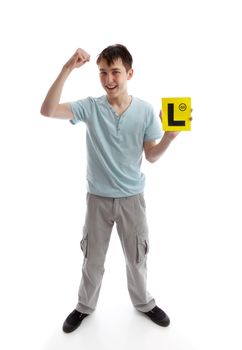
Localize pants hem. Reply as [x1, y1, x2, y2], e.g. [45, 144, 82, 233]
[135, 299, 156, 313]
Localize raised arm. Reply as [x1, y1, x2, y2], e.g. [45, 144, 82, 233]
[40, 48, 90, 119]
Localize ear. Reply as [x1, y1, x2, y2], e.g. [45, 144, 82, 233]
[127, 68, 134, 80]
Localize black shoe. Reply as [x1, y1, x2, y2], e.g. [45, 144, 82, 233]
[143, 306, 170, 327]
[63, 309, 89, 333]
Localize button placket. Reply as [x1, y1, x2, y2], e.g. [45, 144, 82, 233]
[116, 117, 121, 135]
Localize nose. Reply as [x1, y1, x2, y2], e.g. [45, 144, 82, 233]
[106, 73, 114, 84]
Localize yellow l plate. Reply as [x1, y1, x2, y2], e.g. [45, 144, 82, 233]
[162, 97, 192, 131]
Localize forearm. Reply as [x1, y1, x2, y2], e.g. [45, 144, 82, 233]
[146, 133, 177, 163]
[40, 66, 71, 116]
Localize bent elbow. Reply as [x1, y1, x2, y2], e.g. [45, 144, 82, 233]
[40, 105, 53, 117]
[145, 154, 157, 163]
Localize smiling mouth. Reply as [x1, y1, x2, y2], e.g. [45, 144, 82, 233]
[106, 85, 118, 91]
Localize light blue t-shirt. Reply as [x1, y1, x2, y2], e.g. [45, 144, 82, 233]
[70, 95, 162, 198]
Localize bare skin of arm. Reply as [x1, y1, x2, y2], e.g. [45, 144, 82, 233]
[144, 110, 193, 163]
[40, 48, 90, 119]
[144, 131, 180, 163]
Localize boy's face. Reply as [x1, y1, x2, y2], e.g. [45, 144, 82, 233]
[98, 58, 133, 99]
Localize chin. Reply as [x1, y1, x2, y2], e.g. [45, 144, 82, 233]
[107, 91, 119, 98]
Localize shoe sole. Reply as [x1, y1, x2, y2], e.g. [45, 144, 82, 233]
[149, 315, 170, 327]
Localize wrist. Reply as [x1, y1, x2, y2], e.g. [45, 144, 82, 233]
[61, 64, 73, 77]
[163, 131, 179, 142]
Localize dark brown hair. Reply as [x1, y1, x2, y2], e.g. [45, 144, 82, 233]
[96, 44, 133, 72]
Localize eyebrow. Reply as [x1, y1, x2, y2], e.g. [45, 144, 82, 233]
[99, 68, 121, 72]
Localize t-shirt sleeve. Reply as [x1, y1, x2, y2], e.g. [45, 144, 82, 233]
[144, 105, 163, 141]
[69, 97, 92, 125]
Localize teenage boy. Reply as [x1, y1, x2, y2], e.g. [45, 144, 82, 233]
[41, 44, 180, 333]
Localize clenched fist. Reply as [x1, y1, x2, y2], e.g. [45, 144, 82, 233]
[63, 48, 90, 71]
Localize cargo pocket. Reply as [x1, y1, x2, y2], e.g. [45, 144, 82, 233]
[136, 235, 149, 263]
[80, 227, 88, 258]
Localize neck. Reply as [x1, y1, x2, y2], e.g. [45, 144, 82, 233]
[106, 92, 131, 107]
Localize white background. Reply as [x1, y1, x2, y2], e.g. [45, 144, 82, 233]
[0, 0, 242, 349]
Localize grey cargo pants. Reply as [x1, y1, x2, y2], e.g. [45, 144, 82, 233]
[76, 193, 156, 314]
